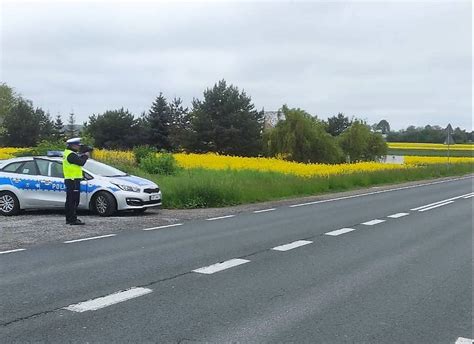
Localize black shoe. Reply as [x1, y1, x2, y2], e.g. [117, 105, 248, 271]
[69, 219, 85, 226]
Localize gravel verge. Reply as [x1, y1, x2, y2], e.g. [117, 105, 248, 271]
[1, 174, 472, 251]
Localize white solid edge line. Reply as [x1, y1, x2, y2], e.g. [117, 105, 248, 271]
[463, 194, 474, 199]
[418, 200, 454, 212]
[64, 234, 116, 244]
[455, 337, 474, 344]
[206, 215, 236, 221]
[410, 192, 473, 211]
[387, 212, 410, 219]
[64, 287, 152, 313]
[193, 258, 250, 274]
[253, 208, 276, 213]
[361, 219, 386, 226]
[142, 223, 183, 231]
[0, 248, 26, 255]
[324, 228, 357, 236]
[288, 176, 471, 208]
[272, 240, 312, 251]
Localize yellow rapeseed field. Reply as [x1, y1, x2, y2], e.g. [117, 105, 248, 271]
[0, 147, 29, 160]
[388, 142, 474, 151]
[93, 149, 135, 166]
[2, 148, 473, 177]
[72, 149, 474, 177]
[173, 153, 409, 177]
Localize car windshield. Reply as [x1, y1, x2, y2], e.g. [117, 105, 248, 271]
[84, 159, 127, 177]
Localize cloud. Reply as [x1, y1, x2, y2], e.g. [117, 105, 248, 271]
[0, 0, 471, 130]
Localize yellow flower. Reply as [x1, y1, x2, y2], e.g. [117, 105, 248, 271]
[0, 147, 30, 160]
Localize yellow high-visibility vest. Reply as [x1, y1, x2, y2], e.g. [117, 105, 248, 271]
[63, 149, 83, 179]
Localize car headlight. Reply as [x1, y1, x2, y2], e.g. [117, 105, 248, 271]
[112, 183, 140, 193]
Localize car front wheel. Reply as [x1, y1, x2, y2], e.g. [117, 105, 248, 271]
[92, 191, 117, 217]
[0, 191, 20, 216]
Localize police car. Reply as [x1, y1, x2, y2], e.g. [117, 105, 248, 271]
[0, 155, 162, 216]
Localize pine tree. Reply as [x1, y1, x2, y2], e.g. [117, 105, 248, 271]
[144, 93, 172, 150]
[169, 97, 190, 150]
[189, 80, 264, 156]
[66, 112, 77, 138]
[53, 114, 65, 141]
[37, 109, 54, 141]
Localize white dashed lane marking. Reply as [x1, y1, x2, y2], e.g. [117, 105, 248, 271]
[253, 208, 276, 213]
[64, 287, 152, 312]
[0, 248, 26, 255]
[455, 337, 473, 344]
[193, 259, 250, 274]
[272, 240, 312, 251]
[418, 200, 454, 212]
[361, 219, 386, 226]
[288, 177, 470, 208]
[64, 234, 116, 244]
[410, 192, 473, 211]
[387, 212, 409, 219]
[324, 228, 357, 236]
[143, 223, 183, 231]
[463, 193, 474, 199]
[206, 215, 236, 221]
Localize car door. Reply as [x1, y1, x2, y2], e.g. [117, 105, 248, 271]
[34, 159, 66, 208]
[11, 160, 44, 207]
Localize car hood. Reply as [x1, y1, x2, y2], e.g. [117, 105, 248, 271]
[98, 175, 158, 188]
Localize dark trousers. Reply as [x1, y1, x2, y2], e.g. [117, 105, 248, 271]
[65, 179, 81, 223]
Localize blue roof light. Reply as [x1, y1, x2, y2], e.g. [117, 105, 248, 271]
[47, 151, 64, 157]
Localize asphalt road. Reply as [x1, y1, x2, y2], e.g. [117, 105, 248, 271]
[0, 176, 472, 343]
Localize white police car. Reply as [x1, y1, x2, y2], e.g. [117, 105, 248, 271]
[0, 155, 162, 216]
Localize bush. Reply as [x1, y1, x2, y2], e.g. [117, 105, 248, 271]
[133, 145, 157, 164]
[13, 139, 65, 157]
[139, 153, 181, 175]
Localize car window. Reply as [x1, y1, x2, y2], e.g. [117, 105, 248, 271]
[50, 162, 64, 178]
[19, 161, 39, 176]
[36, 159, 50, 176]
[1, 162, 23, 173]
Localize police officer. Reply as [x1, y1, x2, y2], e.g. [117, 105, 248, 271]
[63, 138, 89, 225]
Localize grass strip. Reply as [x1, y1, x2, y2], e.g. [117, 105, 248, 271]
[117, 163, 473, 209]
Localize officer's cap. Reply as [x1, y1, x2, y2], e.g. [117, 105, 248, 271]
[66, 137, 82, 145]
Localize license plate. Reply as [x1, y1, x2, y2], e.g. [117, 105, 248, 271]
[150, 194, 160, 201]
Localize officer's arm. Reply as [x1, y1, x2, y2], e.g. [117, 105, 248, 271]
[67, 152, 88, 166]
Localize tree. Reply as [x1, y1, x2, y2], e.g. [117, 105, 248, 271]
[339, 120, 387, 162]
[2, 98, 41, 147]
[0, 83, 19, 136]
[37, 108, 55, 141]
[84, 108, 140, 149]
[189, 79, 264, 156]
[325, 113, 351, 136]
[375, 119, 391, 134]
[168, 97, 191, 150]
[143, 93, 172, 150]
[264, 105, 344, 164]
[52, 114, 65, 141]
[66, 112, 77, 138]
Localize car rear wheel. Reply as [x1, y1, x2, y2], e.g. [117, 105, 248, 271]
[0, 191, 20, 216]
[92, 191, 117, 217]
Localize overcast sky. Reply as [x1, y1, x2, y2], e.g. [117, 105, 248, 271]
[0, 0, 472, 130]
